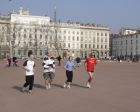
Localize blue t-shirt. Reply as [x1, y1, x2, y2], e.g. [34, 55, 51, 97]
[65, 61, 75, 71]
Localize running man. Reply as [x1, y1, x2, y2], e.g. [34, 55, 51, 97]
[43, 54, 55, 90]
[63, 56, 76, 89]
[22, 51, 35, 94]
[85, 53, 97, 88]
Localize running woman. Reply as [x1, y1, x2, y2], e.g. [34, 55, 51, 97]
[22, 51, 35, 93]
[63, 56, 76, 89]
[85, 53, 97, 88]
[43, 55, 55, 90]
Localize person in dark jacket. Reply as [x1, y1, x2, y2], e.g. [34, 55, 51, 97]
[57, 55, 62, 66]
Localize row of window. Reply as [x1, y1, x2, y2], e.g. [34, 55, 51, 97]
[81, 44, 108, 49]
[12, 27, 108, 37]
[13, 33, 108, 43]
[22, 41, 108, 50]
[116, 45, 139, 50]
[12, 27, 50, 33]
[114, 40, 139, 45]
[61, 30, 108, 36]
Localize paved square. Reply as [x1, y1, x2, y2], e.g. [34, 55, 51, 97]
[0, 60, 140, 112]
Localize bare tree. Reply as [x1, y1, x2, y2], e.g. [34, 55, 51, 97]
[0, 15, 10, 58]
[9, 21, 64, 58]
[28, 23, 51, 57]
[10, 22, 23, 57]
[52, 21, 64, 57]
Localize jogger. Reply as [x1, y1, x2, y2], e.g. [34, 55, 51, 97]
[22, 50, 35, 93]
[64, 56, 76, 89]
[43, 54, 55, 90]
[85, 53, 97, 88]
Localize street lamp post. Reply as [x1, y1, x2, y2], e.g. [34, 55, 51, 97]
[54, 6, 60, 56]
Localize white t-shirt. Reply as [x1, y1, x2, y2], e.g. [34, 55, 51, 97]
[49, 59, 55, 72]
[43, 58, 55, 73]
[23, 60, 35, 76]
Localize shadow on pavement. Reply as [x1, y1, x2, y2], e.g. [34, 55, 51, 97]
[71, 83, 87, 89]
[12, 83, 87, 93]
[12, 83, 64, 92]
[51, 83, 64, 88]
[34, 83, 64, 89]
[34, 84, 45, 89]
[12, 86, 23, 93]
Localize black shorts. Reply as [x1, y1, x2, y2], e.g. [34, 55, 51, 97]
[66, 70, 73, 82]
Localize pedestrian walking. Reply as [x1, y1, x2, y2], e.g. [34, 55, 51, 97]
[7, 56, 11, 67]
[85, 53, 97, 88]
[75, 57, 81, 67]
[63, 56, 76, 89]
[22, 51, 35, 94]
[13, 56, 18, 67]
[57, 55, 62, 66]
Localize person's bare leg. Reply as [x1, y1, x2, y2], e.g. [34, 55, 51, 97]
[45, 79, 49, 89]
[48, 79, 53, 89]
[49, 79, 52, 84]
[88, 72, 93, 83]
[87, 72, 93, 88]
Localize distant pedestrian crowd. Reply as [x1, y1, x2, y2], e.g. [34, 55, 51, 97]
[6, 56, 19, 67]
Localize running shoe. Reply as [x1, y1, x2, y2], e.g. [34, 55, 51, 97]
[67, 85, 71, 89]
[63, 83, 67, 88]
[86, 83, 91, 88]
[45, 85, 49, 90]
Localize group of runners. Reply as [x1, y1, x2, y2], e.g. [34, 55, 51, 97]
[22, 50, 97, 94]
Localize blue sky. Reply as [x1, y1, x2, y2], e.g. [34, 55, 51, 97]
[0, 0, 140, 32]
